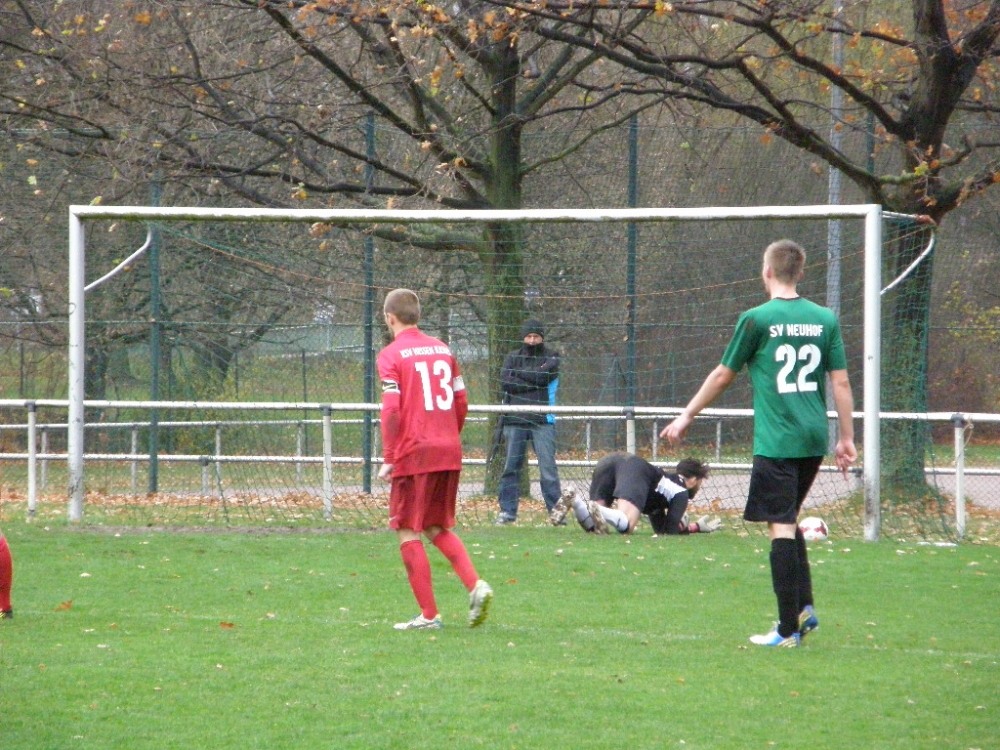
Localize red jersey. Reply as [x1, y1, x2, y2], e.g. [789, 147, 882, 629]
[377, 327, 468, 477]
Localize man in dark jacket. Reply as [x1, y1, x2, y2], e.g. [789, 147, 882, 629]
[495, 318, 562, 524]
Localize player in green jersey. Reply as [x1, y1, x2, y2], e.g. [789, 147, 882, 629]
[661, 239, 856, 648]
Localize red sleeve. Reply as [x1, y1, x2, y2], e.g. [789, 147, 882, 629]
[380, 393, 400, 464]
[452, 356, 468, 432]
[377, 349, 401, 464]
[455, 388, 468, 432]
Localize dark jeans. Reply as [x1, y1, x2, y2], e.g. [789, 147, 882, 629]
[497, 423, 561, 518]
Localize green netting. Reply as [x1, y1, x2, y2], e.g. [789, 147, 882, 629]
[879, 222, 954, 539]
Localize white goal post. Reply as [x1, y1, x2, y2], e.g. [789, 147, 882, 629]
[67, 204, 884, 536]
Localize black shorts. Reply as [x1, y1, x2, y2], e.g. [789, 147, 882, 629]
[589, 453, 655, 513]
[743, 455, 823, 524]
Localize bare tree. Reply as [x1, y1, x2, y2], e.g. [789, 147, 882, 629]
[1, 0, 652, 483]
[5, 1, 997, 491]
[481, 0, 1000, 491]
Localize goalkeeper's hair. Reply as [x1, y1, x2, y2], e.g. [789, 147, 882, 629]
[763, 239, 806, 283]
[384, 288, 421, 325]
[676, 457, 710, 480]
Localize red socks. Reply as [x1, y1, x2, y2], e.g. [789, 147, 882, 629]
[399, 540, 437, 620]
[399, 532, 480, 620]
[432, 530, 479, 591]
[0, 535, 12, 612]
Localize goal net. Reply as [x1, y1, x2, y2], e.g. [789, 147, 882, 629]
[55, 204, 960, 540]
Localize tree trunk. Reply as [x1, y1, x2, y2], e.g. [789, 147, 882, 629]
[482, 43, 529, 496]
[187, 338, 236, 398]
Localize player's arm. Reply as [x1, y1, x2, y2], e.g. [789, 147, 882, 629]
[829, 368, 857, 478]
[452, 361, 469, 432]
[377, 359, 401, 480]
[660, 364, 737, 445]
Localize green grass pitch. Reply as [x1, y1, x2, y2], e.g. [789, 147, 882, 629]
[1, 520, 997, 749]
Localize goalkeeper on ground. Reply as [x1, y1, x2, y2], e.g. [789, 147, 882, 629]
[549, 453, 721, 535]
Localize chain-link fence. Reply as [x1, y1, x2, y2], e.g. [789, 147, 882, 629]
[1, 400, 998, 544]
[3, 125, 1000, 541]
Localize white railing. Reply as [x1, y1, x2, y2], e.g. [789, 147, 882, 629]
[2, 399, 998, 538]
[0, 412, 732, 495]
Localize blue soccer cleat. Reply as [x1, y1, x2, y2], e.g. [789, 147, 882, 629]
[799, 606, 819, 638]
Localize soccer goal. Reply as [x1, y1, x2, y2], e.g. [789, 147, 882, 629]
[64, 203, 939, 538]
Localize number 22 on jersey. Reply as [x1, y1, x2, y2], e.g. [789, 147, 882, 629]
[775, 343, 821, 394]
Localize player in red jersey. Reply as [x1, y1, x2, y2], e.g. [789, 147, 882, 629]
[377, 289, 493, 630]
[0, 527, 12, 619]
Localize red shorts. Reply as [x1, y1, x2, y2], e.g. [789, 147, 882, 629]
[388, 470, 460, 532]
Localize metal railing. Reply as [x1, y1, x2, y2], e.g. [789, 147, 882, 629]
[1, 399, 997, 538]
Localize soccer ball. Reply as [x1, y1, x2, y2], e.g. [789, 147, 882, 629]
[799, 516, 829, 541]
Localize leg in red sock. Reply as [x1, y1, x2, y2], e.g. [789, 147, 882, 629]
[431, 529, 479, 591]
[0, 534, 13, 616]
[399, 539, 437, 619]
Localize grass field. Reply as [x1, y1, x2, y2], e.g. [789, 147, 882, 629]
[1, 518, 997, 750]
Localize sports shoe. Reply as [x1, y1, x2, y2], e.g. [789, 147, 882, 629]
[0, 609, 11, 620]
[749, 625, 800, 647]
[550, 489, 576, 526]
[586, 500, 609, 535]
[799, 605, 819, 638]
[468, 579, 494, 628]
[393, 614, 443, 631]
[494, 513, 516, 526]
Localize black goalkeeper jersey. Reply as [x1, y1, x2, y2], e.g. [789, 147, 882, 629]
[589, 453, 693, 534]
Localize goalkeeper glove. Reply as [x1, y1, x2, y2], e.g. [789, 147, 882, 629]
[695, 515, 722, 533]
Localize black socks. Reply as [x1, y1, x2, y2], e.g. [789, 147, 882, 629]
[795, 529, 814, 610]
[770, 538, 800, 638]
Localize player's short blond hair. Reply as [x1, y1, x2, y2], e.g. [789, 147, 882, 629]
[763, 239, 806, 283]
[383, 288, 421, 325]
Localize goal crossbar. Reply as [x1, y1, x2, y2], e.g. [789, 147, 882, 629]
[71, 204, 882, 223]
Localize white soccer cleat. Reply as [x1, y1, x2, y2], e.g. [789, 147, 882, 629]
[749, 625, 800, 647]
[549, 489, 576, 526]
[393, 614, 443, 631]
[586, 500, 609, 535]
[469, 579, 494, 628]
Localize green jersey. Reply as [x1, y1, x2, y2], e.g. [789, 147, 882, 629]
[721, 297, 847, 458]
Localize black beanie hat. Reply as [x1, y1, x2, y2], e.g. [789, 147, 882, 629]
[521, 318, 545, 339]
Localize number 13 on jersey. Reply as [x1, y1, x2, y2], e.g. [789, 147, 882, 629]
[414, 359, 456, 411]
